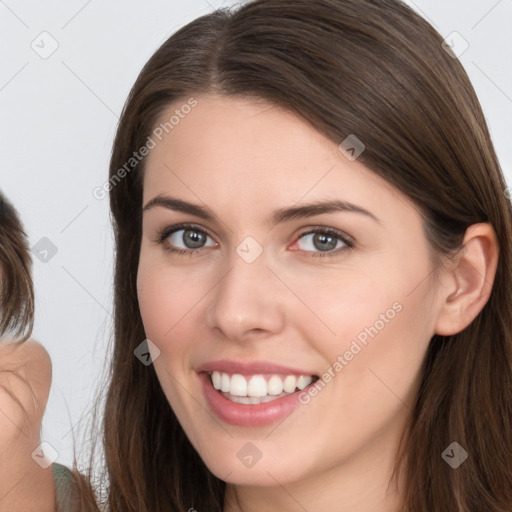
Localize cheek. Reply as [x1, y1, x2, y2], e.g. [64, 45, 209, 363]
[137, 264, 168, 339]
[275, 260, 409, 352]
[136, 261, 199, 420]
[137, 258, 205, 341]
[290, 251, 433, 388]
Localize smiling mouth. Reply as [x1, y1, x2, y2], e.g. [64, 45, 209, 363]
[208, 370, 320, 405]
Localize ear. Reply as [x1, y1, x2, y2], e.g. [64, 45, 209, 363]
[434, 222, 499, 336]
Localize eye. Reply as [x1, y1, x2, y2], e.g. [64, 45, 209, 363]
[294, 227, 354, 258]
[154, 223, 354, 259]
[155, 223, 217, 256]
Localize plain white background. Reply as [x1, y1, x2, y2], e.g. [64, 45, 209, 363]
[1, 0, 511, 469]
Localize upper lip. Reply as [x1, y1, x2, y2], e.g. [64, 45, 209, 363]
[196, 359, 318, 376]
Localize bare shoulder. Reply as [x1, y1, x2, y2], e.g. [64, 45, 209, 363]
[0, 337, 52, 444]
[0, 337, 52, 385]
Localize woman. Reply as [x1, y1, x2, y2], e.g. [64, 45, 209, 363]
[8, 0, 512, 510]
[0, 190, 66, 511]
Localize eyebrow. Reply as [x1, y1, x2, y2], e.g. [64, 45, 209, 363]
[142, 195, 382, 227]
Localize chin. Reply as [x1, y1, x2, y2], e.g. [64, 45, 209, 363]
[192, 439, 307, 486]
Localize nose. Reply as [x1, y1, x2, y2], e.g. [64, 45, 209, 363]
[204, 248, 286, 343]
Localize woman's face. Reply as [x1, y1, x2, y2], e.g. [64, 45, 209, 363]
[137, 93, 444, 488]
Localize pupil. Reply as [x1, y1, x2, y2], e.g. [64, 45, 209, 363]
[315, 233, 336, 251]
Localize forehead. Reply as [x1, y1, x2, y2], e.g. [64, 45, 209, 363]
[142, 93, 415, 223]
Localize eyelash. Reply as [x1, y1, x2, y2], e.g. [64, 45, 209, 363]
[154, 223, 355, 259]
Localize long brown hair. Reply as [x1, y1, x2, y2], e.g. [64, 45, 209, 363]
[71, 1, 512, 510]
[0, 190, 34, 341]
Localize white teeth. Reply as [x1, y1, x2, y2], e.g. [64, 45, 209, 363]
[283, 375, 297, 393]
[230, 374, 247, 396]
[297, 375, 312, 390]
[267, 375, 284, 395]
[212, 371, 222, 390]
[247, 375, 267, 397]
[227, 392, 289, 404]
[220, 373, 230, 392]
[210, 371, 314, 398]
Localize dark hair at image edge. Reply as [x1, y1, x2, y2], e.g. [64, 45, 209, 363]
[69, 0, 512, 510]
[0, 190, 34, 341]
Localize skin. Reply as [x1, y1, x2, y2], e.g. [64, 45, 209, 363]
[137, 93, 499, 511]
[0, 338, 56, 512]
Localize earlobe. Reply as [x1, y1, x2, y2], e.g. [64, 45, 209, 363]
[434, 222, 499, 336]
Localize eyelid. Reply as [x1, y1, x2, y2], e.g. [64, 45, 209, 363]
[155, 222, 355, 256]
[292, 226, 355, 255]
[295, 225, 354, 244]
[154, 222, 218, 246]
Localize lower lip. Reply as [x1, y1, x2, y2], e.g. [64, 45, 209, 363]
[199, 372, 311, 427]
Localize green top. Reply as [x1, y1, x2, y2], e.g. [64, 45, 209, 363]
[51, 462, 78, 511]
